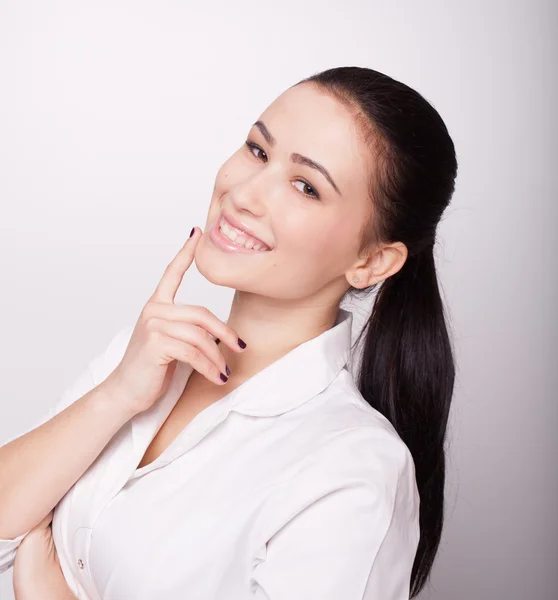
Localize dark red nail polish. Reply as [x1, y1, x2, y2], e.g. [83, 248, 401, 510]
[220, 373, 228, 383]
[225, 365, 231, 377]
[189, 227, 195, 238]
[237, 338, 246, 349]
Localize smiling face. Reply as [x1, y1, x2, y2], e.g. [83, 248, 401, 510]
[194, 82, 375, 301]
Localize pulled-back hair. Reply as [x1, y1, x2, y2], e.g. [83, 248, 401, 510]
[295, 66, 458, 598]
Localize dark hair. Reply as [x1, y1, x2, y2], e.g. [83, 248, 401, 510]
[295, 66, 458, 598]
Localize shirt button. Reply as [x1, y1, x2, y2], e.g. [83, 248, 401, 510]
[77, 558, 84, 569]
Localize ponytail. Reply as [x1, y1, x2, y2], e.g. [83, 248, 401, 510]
[297, 64, 459, 596]
[353, 244, 455, 597]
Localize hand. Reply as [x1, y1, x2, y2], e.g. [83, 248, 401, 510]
[102, 227, 248, 415]
[13, 510, 76, 599]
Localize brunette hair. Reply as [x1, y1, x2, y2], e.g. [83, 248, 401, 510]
[296, 66, 458, 598]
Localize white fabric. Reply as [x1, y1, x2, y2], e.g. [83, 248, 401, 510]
[0, 308, 420, 599]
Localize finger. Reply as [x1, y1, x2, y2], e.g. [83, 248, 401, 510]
[148, 318, 230, 377]
[142, 303, 247, 353]
[150, 228, 200, 304]
[160, 334, 229, 386]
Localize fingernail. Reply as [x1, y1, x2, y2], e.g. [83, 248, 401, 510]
[220, 373, 228, 383]
[237, 338, 246, 349]
[225, 365, 231, 377]
[189, 227, 195, 238]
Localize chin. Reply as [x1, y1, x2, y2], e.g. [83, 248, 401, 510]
[193, 246, 236, 289]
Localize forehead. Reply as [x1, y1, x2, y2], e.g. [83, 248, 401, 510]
[256, 84, 370, 194]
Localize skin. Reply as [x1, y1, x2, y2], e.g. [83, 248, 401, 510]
[194, 82, 408, 383]
[13, 511, 76, 598]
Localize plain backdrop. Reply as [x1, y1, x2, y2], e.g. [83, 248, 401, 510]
[0, 1, 556, 599]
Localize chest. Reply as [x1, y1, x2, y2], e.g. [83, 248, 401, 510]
[135, 376, 235, 470]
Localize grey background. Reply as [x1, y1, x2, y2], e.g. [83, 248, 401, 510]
[0, 1, 556, 598]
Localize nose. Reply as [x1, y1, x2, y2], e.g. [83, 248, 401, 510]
[227, 169, 270, 218]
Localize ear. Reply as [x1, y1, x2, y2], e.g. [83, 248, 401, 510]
[347, 242, 408, 288]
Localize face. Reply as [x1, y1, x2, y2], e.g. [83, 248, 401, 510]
[194, 83, 373, 301]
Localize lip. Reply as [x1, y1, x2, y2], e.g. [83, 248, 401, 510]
[209, 213, 272, 254]
[220, 210, 272, 250]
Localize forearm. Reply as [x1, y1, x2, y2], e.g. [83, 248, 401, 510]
[37, 565, 77, 600]
[0, 381, 137, 539]
[14, 562, 77, 600]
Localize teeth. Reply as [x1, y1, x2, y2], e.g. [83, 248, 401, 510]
[219, 218, 269, 251]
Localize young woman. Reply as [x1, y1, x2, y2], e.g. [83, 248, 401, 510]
[1, 65, 458, 599]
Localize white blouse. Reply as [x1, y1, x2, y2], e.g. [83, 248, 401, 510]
[0, 308, 420, 599]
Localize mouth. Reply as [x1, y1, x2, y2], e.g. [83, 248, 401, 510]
[208, 213, 273, 254]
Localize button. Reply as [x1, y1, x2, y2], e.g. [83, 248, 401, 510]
[77, 558, 84, 569]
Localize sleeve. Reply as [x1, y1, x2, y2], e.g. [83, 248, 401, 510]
[250, 432, 421, 600]
[0, 324, 134, 574]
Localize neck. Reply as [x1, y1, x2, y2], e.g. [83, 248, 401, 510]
[219, 290, 340, 382]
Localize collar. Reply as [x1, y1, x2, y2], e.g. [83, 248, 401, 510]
[123, 307, 353, 490]
[131, 306, 353, 452]
[221, 307, 353, 417]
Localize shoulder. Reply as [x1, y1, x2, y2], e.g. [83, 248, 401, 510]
[273, 370, 419, 509]
[303, 369, 417, 483]
[260, 397, 420, 551]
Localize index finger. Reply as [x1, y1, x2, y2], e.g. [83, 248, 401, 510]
[151, 228, 199, 304]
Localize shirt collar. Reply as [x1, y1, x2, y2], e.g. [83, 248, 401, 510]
[218, 307, 354, 417]
[87, 309, 353, 523]
[128, 307, 353, 484]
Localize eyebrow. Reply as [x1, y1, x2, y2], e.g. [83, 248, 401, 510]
[252, 120, 342, 196]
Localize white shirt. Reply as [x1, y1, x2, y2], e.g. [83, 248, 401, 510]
[0, 308, 420, 599]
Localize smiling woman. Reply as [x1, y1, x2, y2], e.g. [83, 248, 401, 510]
[0, 65, 457, 600]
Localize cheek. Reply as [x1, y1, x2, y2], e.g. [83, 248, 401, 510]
[209, 162, 238, 215]
[212, 152, 240, 192]
[212, 165, 230, 197]
[281, 215, 357, 274]
[282, 218, 338, 261]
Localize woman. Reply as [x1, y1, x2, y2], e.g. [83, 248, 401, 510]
[1, 66, 457, 599]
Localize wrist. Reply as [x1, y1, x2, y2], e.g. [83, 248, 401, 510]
[90, 378, 140, 423]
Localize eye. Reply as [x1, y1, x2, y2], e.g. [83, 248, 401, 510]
[244, 140, 321, 200]
[291, 179, 319, 199]
[245, 140, 268, 162]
